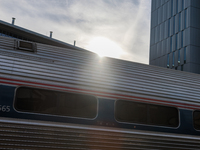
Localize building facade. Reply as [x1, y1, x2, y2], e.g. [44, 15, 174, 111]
[149, 0, 200, 74]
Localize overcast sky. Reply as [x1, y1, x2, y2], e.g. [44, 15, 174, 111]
[0, 0, 151, 64]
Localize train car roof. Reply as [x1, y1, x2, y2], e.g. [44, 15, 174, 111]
[0, 36, 200, 110]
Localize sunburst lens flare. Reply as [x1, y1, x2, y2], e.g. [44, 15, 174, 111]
[87, 37, 124, 58]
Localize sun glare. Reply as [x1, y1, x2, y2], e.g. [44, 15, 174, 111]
[87, 37, 124, 58]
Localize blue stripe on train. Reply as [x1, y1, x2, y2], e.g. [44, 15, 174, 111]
[0, 84, 199, 136]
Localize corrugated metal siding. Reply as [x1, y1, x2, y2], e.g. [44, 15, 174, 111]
[0, 36, 200, 109]
[0, 118, 200, 150]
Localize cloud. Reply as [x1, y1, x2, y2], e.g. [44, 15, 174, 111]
[0, 0, 151, 64]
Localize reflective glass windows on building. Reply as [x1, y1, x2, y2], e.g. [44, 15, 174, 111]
[168, 19, 170, 37]
[182, 0, 184, 10]
[173, 16, 175, 34]
[181, 31, 183, 48]
[167, 54, 170, 68]
[170, 37, 172, 52]
[150, 0, 200, 74]
[179, 13, 181, 32]
[185, 9, 187, 28]
[184, 47, 186, 63]
[176, 34, 178, 50]
[171, 0, 173, 17]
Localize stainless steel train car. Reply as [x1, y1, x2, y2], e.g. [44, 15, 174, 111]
[0, 36, 200, 149]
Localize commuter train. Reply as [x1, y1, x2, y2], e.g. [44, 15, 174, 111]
[0, 36, 200, 149]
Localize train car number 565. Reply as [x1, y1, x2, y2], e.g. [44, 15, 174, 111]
[0, 105, 10, 112]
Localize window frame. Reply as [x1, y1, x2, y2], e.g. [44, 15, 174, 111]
[13, 86, 98, 120]
[114, 99, 180, 129]
[193, 110, 200, 131]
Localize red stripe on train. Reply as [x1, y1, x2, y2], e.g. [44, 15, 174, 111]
[0, 77, 199, 110]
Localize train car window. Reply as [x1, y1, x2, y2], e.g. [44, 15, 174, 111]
[193, 110, 200, 130]
[14, 87, 97, 119]
[115, 100, 179, 127]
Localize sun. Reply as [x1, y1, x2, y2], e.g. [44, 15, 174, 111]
[87, 37, 124, 58]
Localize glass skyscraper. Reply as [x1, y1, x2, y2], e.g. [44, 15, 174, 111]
[150, 0, 200, 74]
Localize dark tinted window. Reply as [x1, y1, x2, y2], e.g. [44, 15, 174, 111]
[193, 111, 200, 130]
[15, 87, 97, 119]
[115, 100, 179, 127]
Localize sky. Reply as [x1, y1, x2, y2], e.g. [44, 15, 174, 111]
[0, 0, 151, 64]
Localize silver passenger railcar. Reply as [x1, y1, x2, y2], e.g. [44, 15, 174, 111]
[0, 36, 200, 149]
